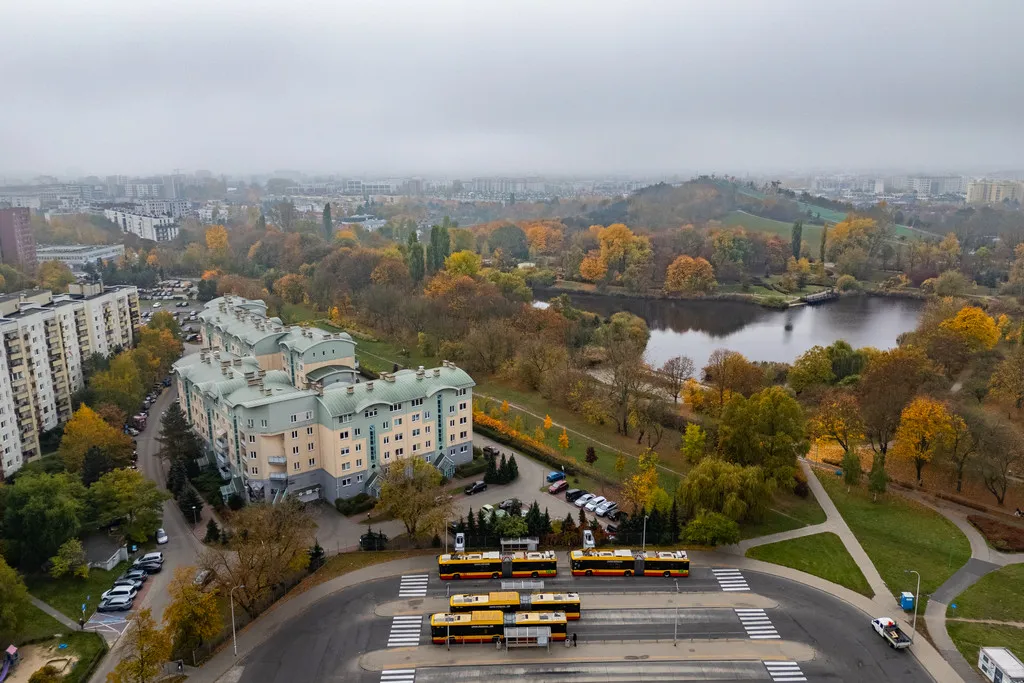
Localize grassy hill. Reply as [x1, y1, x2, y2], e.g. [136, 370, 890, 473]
[721, 210, 923, 242]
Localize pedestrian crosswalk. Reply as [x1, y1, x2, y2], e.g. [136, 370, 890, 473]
[763, 660, 807, 681]
[713, 567, 750, 591]
[379, 669, 416, 683]
[387, 616, 423, 647]
[736, 608, 779, 639]
[399, 574, 428, 597]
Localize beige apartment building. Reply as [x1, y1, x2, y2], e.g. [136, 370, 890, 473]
[966, 180, 1024, 205]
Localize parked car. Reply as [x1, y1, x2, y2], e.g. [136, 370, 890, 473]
[548, 480, 568, 494]
[595, 501, 618, 517]
[605, 523, 619, 535]
[193, 569, 212, 587]
[134, 552, 164, 567]
[464, 481, 487, 495]
[574, 493, 595, 508]
[480, 504, 495, 516]
[546, 471, 566, 483]
[585, 496, 607, 512]
[101, 584, 138, 601]
[498, 499, 519, 511]
[113, 577, 143, 591]
[606, 509, 624, 523]
[97, 595, 134, 613]
[151, 302, 162, 308]
[119, 568, 148, 583]
[136, 561, 162, 574]
[156, 528, 168, 545]
[565, 489, 585, 502]
[482, 446, 499, 458]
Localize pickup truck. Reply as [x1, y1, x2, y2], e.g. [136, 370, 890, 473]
[871, 617, 912, 649]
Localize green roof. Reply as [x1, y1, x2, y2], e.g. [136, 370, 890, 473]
[305, 365, 356, 382]
[319, 366, 475, 417]
[200, 296, 353, 352]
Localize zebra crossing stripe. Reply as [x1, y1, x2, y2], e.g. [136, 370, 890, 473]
[399, 574, 428, 597]
[387, 616, 423, 647]
[764, 660, 806, 682]
[713, 568, 750, 591]
[380, 669, 416, 682]
[736, 608, 780, 639]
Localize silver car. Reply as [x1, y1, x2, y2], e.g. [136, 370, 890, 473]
[595, 500, 618, 517]
[584, 496, 607, 512]
[574, 493, 595, 508]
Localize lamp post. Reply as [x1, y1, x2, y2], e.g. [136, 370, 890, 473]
[230, 585, 246, 656]
[191, 505, 198, 526]
[642, 515, 650, 552]
[904, 569, 920, 642]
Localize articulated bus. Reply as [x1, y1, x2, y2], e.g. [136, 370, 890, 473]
[449, 591, 582, 619]
[430, 610, 568, 643]
[437, 550, 558, 580]
[569, 548, 690, 577]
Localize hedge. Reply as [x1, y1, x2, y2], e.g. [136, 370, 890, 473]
[455, 458, 488, 479]
[335, 493, 376, 516]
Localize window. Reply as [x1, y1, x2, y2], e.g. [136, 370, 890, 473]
[449, 405, 456, 414]
[293, 461, 300, 471]
[449, 434, 455, 443]
[305, 410, 313, 420]
[247, 434, 255, 443]
[290, 414, 298, 423]
[383, 436, 390, 445]
[384, 451, 391, 460]
[457, 388, 468, 396]
[395, 417, 402, 426]
[355, 458, 362, 467]
[249, 451, 256, 459]
[412, 443, 419, 452]
[339, 430, 349, 439]
[395, 448, 403, 456]
[251, 466, 258, 475]
[411, 398, 424, 407]
[459, 416, 467, 424]
[261, 419, 268, 427]
[364, 408, 377, 418]
[354, 427, 361, 436]
[338, 413, 353, 424]
[355, 443, 362, 452]
[424, 410, 431, 419]
[425, 425, 431, 433]
[459, 402, 467, 411]
[460, 445, 468, 453]
[382, 420, 390, 430]
[341, 477, 351, 486]
[449, 419, 455, 428]
[411, 413, 420, 422]
[341, 462, 351, 471]
[460, 430, 468, 439]
[394, 433, 403, 441]
[307, 442, 315, 451]
[246, 418, 254, 427]
[390, 403, 402, 411]
[425, 440, 431, 448]
[291, 430, 298, 439]
[309, 458, 315, 466]
[412, 428, 420, 437]
[356, 474, 363, 483]
[307, 426, 314, 435]
[341, 447, 350, 456]
[292, 446, 299, 454]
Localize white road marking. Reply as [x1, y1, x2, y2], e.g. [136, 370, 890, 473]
[764, 660, 807, 681]
[736, 608, 780, 639]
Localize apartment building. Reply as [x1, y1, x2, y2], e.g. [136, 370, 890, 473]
[136, 199, 190, 218]
[0, 207, 38, 272]
[36, 244, 125, 269]
[103, 209, 179, 242]
[173, 296, 475, 504]
[0, 283, 140, 476]
[967, 180, 1024, 205]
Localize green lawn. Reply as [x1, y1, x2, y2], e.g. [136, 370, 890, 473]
[722, 210, 824, 245]
[948, 564, 1024, 622]
[63, 632, 108, 683]
[946, 622, 1024, 670]
[746, 532, 873, 597]
[26, 561, 130, 620]
[278, 302, 322, 324]
[740, 489, 826, 540]
[816, 470, 970, 611]
[14, 601, 68, 642]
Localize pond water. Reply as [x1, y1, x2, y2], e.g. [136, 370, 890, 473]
[538, 292, 925, 370]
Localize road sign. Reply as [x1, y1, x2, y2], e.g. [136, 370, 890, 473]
[81, 604, 86, 613]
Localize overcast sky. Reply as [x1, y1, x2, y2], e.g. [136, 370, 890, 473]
[2, 0, 1022, 178]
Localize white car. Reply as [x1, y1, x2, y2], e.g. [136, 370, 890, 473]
[595, 501, 618, 517]
[156, 528, 168, 545]
[574, 493, 595, 508]
[134, 552, 164, 567]
[585, 496, 607, 512]
[152, 302, 162, 308]
[101, 584, 138, 601]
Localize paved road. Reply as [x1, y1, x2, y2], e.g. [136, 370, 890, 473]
[231, 567, 930, 683]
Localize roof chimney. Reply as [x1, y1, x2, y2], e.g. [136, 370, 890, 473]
[366, 381, 374, 391]
[346, 385, 354, 394]
[433, 368, 440, 377]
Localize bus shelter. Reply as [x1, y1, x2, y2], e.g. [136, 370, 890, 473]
[504, 626, 551, 650]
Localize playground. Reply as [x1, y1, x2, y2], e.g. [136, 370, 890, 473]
[3, 641, 78, 683]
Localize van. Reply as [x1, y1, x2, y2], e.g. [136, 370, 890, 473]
[546, 471, 566, 483]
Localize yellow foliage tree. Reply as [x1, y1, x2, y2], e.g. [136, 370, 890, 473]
[272, 273, 306, 304]
[163, 566, 223, 652]
[598, 224, 635, 269]
[58, 405, 133, 472]
[145, 252, 159, 268]
[558, 428, 569, 452]
[891, 396, 954, 483]
[543, 414, 553, 430]
[204, 224, 229, 253]
[444, 250, 482, 277]
[500, 400, 510, 416]
[106, 608, 170, 683]
[579, 251, 607, 282]
[621, 448, 660, 513]
[939, 306, 1000, 351]
[38, 261, 76, 293]
[201, 269, 220, 281]
[664, 255, 716, 294]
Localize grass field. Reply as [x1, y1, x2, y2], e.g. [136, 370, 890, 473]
[15, 600, 68, 642]
[946, 622, 1024, 670]
[815, 470, 970, 611]
[746, 532, 873, 597]
[948, 564, 1024, 622]
[26, 561, 129, 620]
[740, 489, 826, 540]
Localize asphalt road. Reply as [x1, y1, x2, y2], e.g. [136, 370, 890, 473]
[233, 567, 932, 683]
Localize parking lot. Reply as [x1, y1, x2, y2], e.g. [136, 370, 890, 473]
[140, 284, 204, 342]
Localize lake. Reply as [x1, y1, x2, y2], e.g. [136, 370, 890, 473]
[538, 292, 925, 370]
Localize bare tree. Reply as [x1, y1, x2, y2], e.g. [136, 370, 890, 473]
[661, 356, 694, 404]
[975, 413, 1024, 506]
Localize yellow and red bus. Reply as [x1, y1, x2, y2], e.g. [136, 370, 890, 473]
[569, 548, 689, 577]
[449, 591, 581, 619]
[430, 610, 567, 643]
[437, 550, 558, 580]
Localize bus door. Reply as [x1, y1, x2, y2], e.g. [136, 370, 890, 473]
[502, 555, 514, 578]
[633, 556, 644, 577]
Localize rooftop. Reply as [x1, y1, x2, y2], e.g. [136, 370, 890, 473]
[318, 365, 474, 417]
[200, 295, 352, 351]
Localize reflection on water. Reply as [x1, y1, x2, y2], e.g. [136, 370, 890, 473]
[543, 292, 924, 370]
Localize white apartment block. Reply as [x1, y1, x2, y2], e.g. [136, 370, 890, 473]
[36, 244, 126, 269]
[136, 199, 190, 218]
[173, 296, 475, 504]
[123, 182, 163, 199]
[0, 196, 42, 210]
[0, 283, 140, 476]
[103, 209, 179, 242]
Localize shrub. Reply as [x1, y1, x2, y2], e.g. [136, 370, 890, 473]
[683, 510, 740, 546]
[455, 459, 488, 478]
[29, 665, 62, 683]
[836, 274, 860, 292]
[792, 469, 809, 498]
[227, 493, 245, 511]
[334, 493, 376, 516]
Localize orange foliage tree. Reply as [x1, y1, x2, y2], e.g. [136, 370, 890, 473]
[664, 255, 716, 294]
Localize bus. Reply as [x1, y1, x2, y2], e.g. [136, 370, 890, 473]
[569, 548, 689, 577]
[430, 610, 567, 644]
[438, 550, 558, 580]
[449, 591, 581, 620]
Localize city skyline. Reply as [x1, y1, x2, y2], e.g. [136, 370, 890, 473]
[3, 0, 1023, 177]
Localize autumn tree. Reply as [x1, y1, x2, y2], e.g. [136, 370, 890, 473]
[621, 448, 660, 513]
[204, 224, 230, 265]
[664, 255, 716, 295]
[579, 251, 607, 282]
[91, 352, 145, 416]
[272, 273, 306, 304]
[597, 313, 650, 435]
[445, 250, 482, 277]
[946, 409, 981, 493]
[810, 390, 863, 456]
[58, 405, 134, 473]
[938, 306, 1000, 352]
[378, 456, 452, 539]
[676, 457, 775, 522]
[719, 386, 805, 476]
[558, 428, 570, 453]
[107, 608, 170, 683]
[990, 346, 1024, 414]
[0, 557, 30, 646]
[660, 356, 695, 403]
[90, 469, 168, 542]
[788, 345, 835, 393]
[93, 403, 127, 430]
[891, 397, 954, 483]
[975, 413, 1024, 506]
[680, 423, 707, 464]
[164, 566, 223, 653]
[38, 261, 75, 292]
[857, 346, 933, 471]
[201, 499, 315, 618]
[703, 349, 765, 411]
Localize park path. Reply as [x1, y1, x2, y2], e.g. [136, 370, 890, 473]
[28, 596, 79, 631]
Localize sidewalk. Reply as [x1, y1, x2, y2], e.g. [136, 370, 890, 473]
[29, 596, 79, 631]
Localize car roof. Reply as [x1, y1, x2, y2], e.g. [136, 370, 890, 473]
[104, 595, 132, 603]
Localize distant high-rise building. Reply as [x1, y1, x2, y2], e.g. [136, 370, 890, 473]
[0, 207, 37, 272]
[967, 180, 1024, 204]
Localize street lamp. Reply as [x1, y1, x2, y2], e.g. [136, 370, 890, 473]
[642, 515, 650, 552]
[904, 569, 920, 642]
[230, 585, 246, 656]
[191, 505, 198, 526]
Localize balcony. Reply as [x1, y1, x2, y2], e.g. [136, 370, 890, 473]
[269, 472, 288, 482]
[267, 456, 286, 465]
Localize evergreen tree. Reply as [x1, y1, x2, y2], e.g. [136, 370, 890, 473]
[791, 220, 803, 259]
[466, 507, 477, 538]
[561, 512, 577, 545]
[177, 487, 204, 524]
[484, 454, 498, 484]
[868, 461, 888, 495]
[322, 203, 333, 240]
[308, 540, 325, 571]
[255, 212, 267, 232]
[476, 508, 489, 538]
[204, 519, 221, 543]
[578, 507, 587, 530]
[497, 453, 509, 484]
[407, 233, 425, 283]
[507, 454, 519, 481]
[541, 508, 552, 536]
[819, 223, 828, 263]
[81, 446, 112, 486]
[166, 458, 188, 495]
[585, 446, 597, 465]
[525, 501, 542, 537]
[647, 507, 665, 544]
[842, 449, 862, 486]
[668, 499, 680, 544]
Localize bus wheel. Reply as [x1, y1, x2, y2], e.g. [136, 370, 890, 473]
[624, 570, 632, 577]
[493, 636, 501, 643]
[585, 570, 593, 577]
[664, 571, 671, 578]
[492, 572, 500, 579]
[453, 573, 460, 580]
[448, 636, 456, 644]
[531, 571, 539, 578]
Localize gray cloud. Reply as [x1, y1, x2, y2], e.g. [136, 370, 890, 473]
[2, 0, 1022, 177]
